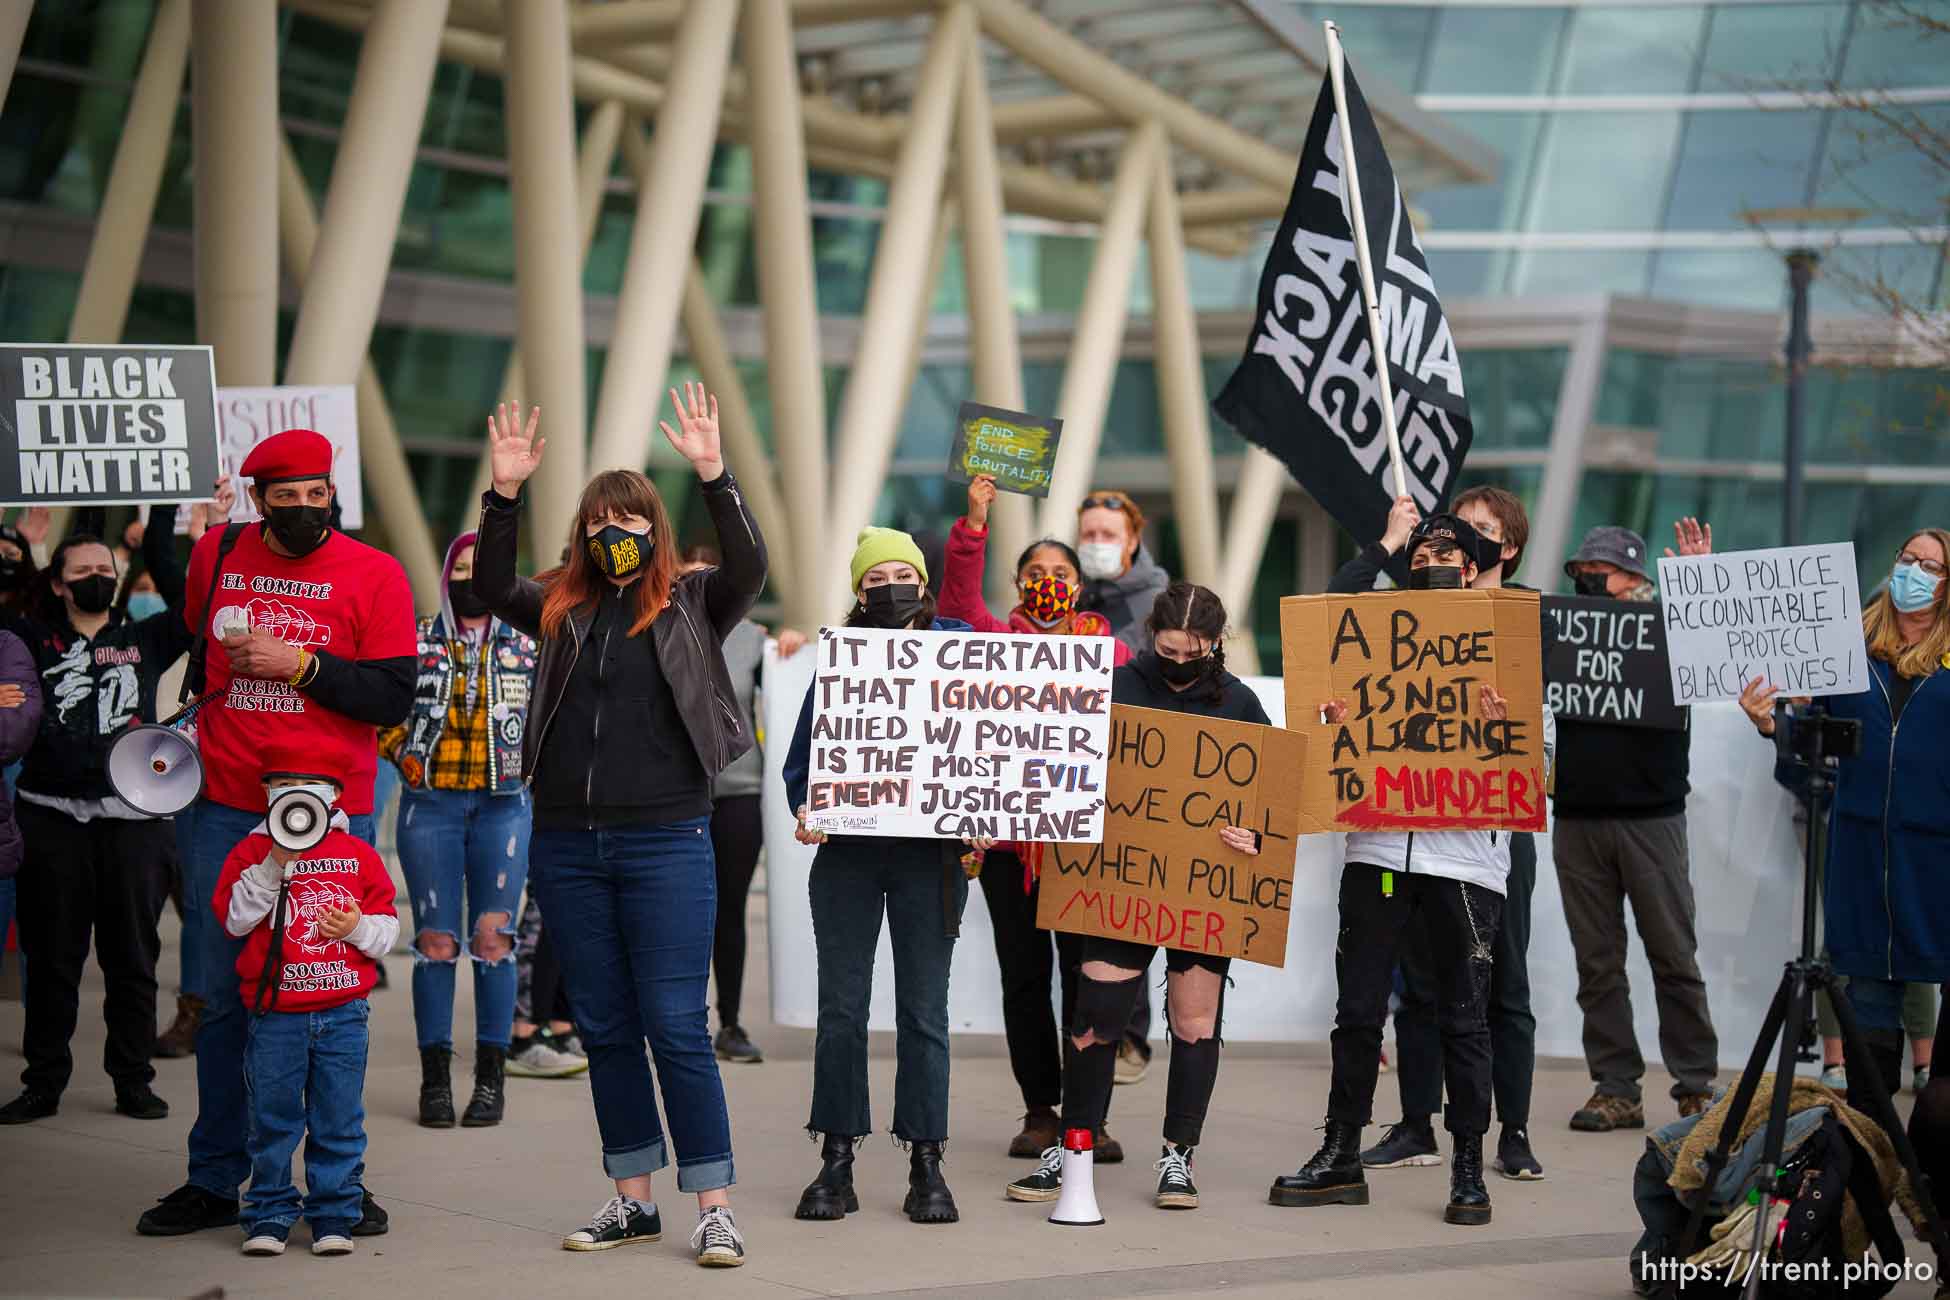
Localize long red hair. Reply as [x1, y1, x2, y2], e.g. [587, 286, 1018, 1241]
[539, 470, 677, 639]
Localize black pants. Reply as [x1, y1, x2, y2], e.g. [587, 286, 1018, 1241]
[978, 851, 1083, 1110]
[1328, 863, 1503, 1137]
[15, 803, 174, 1096]
[709, 794, 764, 1029]
[1395, 833, 1537, 1129]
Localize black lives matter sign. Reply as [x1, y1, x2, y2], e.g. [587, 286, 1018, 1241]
[0, 344, 221, 506]
[1542, 595, 1687, 731]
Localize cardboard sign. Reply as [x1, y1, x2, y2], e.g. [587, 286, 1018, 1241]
[1542, 595, 1686, 731]
[0, 343, 220, 506]
[802, 626, 1112, 840]
[181, 385, 363, 532]
[1658, 542, 1866, 704]
[946, 401, 1062, 498]
[1281, 588, 1547, 832]
[1036, 705, 1319, 968]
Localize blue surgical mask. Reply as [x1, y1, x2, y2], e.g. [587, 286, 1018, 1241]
[126, 591, 167, 621]
[1889, 562, 1942, 613]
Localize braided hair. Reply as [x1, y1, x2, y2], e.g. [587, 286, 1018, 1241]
[1146, 581, 1231, 700]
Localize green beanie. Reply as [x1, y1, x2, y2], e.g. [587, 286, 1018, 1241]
[849, 526, 928, 592]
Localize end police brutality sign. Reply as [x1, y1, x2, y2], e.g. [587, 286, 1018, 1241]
[0, 344, 221, 506]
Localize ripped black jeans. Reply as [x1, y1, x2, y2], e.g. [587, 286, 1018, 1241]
[1327, 863, 1503, 1138]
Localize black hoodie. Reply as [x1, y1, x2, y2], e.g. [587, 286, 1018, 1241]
[1112, 653, 1271, 727]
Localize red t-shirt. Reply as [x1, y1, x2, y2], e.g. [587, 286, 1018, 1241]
[211, 827, 397, 1014]
[185, 525, 416, 814]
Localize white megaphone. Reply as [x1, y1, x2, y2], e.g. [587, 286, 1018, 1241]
[267, 786, 332, 854]
[1048, 1128, 1105, 1227]
[106, 723, 205, 818]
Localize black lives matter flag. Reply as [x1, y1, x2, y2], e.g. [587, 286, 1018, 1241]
[1213, 64, 1472, 549]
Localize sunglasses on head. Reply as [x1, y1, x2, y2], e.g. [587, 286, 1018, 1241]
[1080, 494, 1131, 512]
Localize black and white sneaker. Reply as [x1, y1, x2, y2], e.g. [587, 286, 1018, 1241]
[1007, 1145, 1064, 1203]
[1154, 1144, 1199, 1210]
[1361, 1119, 1442, 1168]
[690, 1205, 746, 1268]
[561, 1195, 661, 1251]
[1495, 1127, 1544, 1180]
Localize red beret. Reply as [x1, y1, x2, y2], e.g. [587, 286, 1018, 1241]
[239, 428, 334, 484]
[259, 738, 344, 787]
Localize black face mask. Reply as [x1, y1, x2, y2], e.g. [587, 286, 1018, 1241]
[66, 574, 117, 615]
[448, 579, 490, 621]
[1151, 650, 1214, 689]
[858, 582, 926, 629]
[1572, 571, 1612, 598]
[263, 504, 331, 557]
[0, 558, 22, 591]
[1407, 565, 1466, 591]
[588, 524, 651, 579]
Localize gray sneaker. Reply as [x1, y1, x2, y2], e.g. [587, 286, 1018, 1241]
[507, 1037, 588, 1079]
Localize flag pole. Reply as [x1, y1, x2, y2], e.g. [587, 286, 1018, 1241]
[1323, 20, 1409, 502]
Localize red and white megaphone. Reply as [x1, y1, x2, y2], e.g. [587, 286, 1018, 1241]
[1048, 1128, 1105, 1227]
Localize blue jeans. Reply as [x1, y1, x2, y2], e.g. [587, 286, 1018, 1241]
[809, 839, 967, 1141]
[186, 799, 375, 1199]
[242, 999, 370, 1239]
[397, 788, 531, 1050]
[1849, 976, 1917, 1036]
[530, 817, 733, 1190]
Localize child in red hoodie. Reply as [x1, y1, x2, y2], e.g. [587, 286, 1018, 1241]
[212, 745, 397, 1259]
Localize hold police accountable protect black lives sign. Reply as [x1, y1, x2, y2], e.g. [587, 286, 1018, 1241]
[0, 344, 222, 506]
[1541, 595, 1686, 731]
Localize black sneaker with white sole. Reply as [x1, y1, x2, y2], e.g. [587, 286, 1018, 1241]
[1154, 1144, 1199, 1210]
[562, 1196, 662, 1251]
[1006, 1145, 1063, 1203]
[690, 1205, 746, 1267]
[1360, 1119, 1442, 1168]
[1495, 1126, 1544, 1180]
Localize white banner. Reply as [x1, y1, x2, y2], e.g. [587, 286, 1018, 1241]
[182, 385, 362, 531]
[1658, 542, 1866, 704]
[801, 626, 1112, 841]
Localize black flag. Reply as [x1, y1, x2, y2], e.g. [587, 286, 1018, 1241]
[1213, 65, 1472, 551]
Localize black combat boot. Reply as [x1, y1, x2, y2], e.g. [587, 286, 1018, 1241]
[418, 1045, 456, 1128]
[904, 1141, 959, 1224]
[1269, 1120, 1370, 1207]
[461, 1045, 506, 1127]
[1444, 1133, 1492, 1225]
[794, 1134, 859, 1220]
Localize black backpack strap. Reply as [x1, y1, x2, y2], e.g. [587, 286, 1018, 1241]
[182, 521, 250, 705]
[1840, 1127, 1910, 1287]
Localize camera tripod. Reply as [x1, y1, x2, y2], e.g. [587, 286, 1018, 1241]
[1675, 713, 1947, 1296]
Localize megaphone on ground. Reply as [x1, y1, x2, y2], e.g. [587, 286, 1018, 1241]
[106, 724, 205, 818]
[1048, 1128, 1105, 1227]
[267, 786, 332, 854]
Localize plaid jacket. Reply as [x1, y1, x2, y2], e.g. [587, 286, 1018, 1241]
[380, 614, 537, 795]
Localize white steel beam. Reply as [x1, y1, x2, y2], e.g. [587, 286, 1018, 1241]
[191, 0, 280, 385]
[1147, 152, 1220, 589]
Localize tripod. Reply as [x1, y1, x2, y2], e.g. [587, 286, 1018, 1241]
[1676, 714, 1948, 1296]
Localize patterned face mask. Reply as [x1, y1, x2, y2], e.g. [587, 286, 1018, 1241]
[1020, 575, 1076, 626]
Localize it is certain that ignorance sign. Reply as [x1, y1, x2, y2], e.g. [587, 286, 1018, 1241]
[1658, 542, 1866, 704]
[1038, 705, 1319, 968]
[802, 627, 1113, 841]
[0, 344, 221, 506]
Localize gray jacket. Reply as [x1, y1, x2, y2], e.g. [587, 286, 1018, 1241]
[712, 619, 766, 800]
[1081, 546, 1171, 656]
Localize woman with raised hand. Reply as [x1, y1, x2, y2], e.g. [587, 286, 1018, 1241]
[473, 385, 764, 1269]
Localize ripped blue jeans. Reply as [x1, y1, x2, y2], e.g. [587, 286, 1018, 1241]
[397, 788, 532, 1051]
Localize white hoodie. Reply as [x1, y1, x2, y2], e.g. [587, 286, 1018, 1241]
[1341, 702, 1556, 897]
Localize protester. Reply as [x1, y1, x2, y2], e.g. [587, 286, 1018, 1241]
[137, 430, 416, 1240]
[508, 894, 586, 1077]
[1340, 488, 1549, 1181]
[783, 528, 977, 1226]
[676, 544, 768, 1067]
[0, 521, 37, 617]
[0, 628, 41, 997]
[1739, 529, 1950, 1147]
[378, 532, 538, 1129]
[214, 748, 398, 1259]
[1272, 515, 1554, 1228]
[475, 389, 760, 1267]
[1006, 583, 1266, 1218]
[1553, 520, 1718, 1133]
[0, 505, 196, 1127]
[941, 474, 1132, 1162]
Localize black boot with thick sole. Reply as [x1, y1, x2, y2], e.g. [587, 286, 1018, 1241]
[1444, 1134, 1492, 1226]
[904, 1141, 960, 1224]
[1269, 1121, 1370, 1207]
[462, 1045, 506, 1127]
[794, 1135, 859, 1220]
[419, 1045, 456, 1128]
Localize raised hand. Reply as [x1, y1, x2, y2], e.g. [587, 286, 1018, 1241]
[17, 507, 49, 548]
[210, 474, 238, 519]
[966, 474, 998, 530]
[1738, 676, 1780, 735]
[488, 403, 546, 498]
[1666, 516, 1713, 558]
[658, 381, 724, 480]
[1380, 495, 1421, 555]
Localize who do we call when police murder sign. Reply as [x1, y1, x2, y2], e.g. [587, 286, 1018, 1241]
[0, 344, 222, 506]
[802, 628, 1113, 841]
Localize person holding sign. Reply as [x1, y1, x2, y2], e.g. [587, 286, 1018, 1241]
[1272, 515, 1553, 1228]
[782, 528, 977, 1226]
[1006, 583, 1269, 1218]
[469, 394, 762, 1268]
[1739, 528, 1950, 1171]
[942, 473, 1132, 1162]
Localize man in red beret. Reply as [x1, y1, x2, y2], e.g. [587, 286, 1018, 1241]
[136, 427, 417, 1240]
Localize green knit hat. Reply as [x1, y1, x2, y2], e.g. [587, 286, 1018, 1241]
[849, 526, 928, 592]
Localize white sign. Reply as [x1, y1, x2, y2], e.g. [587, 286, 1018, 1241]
[803, 626, 1113, 841]
[180, 385, 362, 531]
[1658, 541, 1867, 704]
